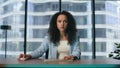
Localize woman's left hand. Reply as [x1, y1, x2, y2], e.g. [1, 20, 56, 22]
[64, 55, 74, 60]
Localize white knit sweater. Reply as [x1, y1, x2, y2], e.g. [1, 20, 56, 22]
[57, 40, 70, 60]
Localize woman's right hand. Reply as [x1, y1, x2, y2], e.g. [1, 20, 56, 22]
[18, 54, 31, 61]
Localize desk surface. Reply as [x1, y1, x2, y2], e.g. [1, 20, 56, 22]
[0, 58, 120, 67]
[0, 58, 120, 64]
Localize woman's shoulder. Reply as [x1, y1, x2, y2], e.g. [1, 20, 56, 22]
[73, 33, 80, 41]
[43, 35, 50, 42]
[44, 34, 50, 39]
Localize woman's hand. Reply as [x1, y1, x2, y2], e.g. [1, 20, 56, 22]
[18, 54, 31, 61]
[64, 55, 74, 60]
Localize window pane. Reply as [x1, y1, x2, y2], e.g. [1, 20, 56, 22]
[95, 15, 105, 24]
[96, 28, 106, 38]
[28, 15, 51, 25]
[0, 0, 25, 58]
[95, 0, 120, 58]
[74, 16, 87, 25]
[95, 2, 105, 11]
[61, 1, 87, 12]
[27, 0, 59, 55]
[62, 0, 92, 59]
[78, 29, 88, 38]
[96, 42, 106, 52]
[28, 1, 59, 12]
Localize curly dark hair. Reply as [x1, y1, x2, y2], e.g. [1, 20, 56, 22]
[48, 11, 77, 45]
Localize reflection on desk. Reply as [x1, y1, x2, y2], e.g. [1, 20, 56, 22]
[0, 58, 120, 67]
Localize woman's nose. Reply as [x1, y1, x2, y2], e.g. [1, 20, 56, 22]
[61, 22, 64, 26]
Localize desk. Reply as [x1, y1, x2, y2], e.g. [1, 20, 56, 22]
[0, 58, 120, 67]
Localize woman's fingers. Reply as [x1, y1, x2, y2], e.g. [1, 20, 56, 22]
[24, 54, 31, 60]
[64, 55, 74, 60]
[18, 54, 24, 60]
[64, 56, 69, 60]
[69, 55, 74, 60]
[19, 54, 23, 58]
[18, 54, 31, 61]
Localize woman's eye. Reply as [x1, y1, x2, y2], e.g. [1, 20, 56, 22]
[58, 20, 61, 23]
[64, 20, 67, 23]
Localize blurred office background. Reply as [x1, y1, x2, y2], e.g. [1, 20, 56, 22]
[0, 0, 120, 59]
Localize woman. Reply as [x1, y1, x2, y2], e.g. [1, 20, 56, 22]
[18, 11, 81, 61]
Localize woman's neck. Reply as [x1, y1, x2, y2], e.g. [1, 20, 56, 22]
[60, 32, 67, 40]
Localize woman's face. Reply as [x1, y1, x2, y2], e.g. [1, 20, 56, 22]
[57, 14, 68, 32]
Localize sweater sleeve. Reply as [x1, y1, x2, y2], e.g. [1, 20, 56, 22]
[30, 36, 49, 59]
[71, 37, 81, 60]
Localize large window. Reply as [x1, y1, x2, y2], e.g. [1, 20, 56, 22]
[0, 0, 120, 59]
